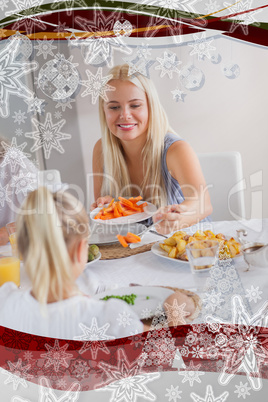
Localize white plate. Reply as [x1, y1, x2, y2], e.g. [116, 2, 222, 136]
[151, 241, 189, 264]
[86, 252, 101, 266]
[151, 240, 242, 264]
[89, 223, 147, 245]
[90, 201, 157, 225]
[92, 286, 174, 319]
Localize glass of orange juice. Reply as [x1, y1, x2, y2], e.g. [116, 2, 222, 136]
[0, 251, 20, 287]
[6, 222, 18, 258]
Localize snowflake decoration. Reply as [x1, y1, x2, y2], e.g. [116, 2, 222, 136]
[0, 38, 37, 117]
[15, 128, 23, 137]
[54, 111, 62, 119]
[141, 308, 153, 319]
[56, 378, 68, 390]
[12, 110, 27, 125]
[51, 0, 87, 17]
[81, 68, 115, 105]
[124, 56, 155, 78]
[34, 36, 57, 60]
[185, 331, 198, 347]
[53, 21, 69, 38]
[73, 318, 114, 359]
[0, 183, 12, 207]
[0, 0, 8, 12]
[188, 32, 216, 60]
[190, 345, 205, 358]
[9, 2, 46, 35]
[171, 88, 186, 102]
[0, 137, 30, 173]
[234, 381, 251, 399]
[4, 359, 33, 390]
[190, 385, 229, 402]
[40, 339, 73, 373]
[75, 5, 131, 67]
[223, 0, 261, 35]
[178, 360, 205, 386]
[155, 52, 181, 79]
[245, 285, 262, 303]
[205, 0, 220, 14]
[203, 289, 224, 312]
[143, 329, 176, 368]
[69, 359, 90, 381]
[97, 348, 160, 402]
[164, 299, 189, 325]
[130, 330, 145, 348]
[10, 172, 37, 196]
[24, 96, 46, 115]
[165, 385, 182, 401]
[56, 97, 76, 112]
[117, 310, 133, 328]
[206, 295, 268, 391]
[0, 170, 8, 180]
[136, 43, 152, 60]
[23, 351, 34, 362]
[25, 113, 71, 159]
[38, 377, 80, 402]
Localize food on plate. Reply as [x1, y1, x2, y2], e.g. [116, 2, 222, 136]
[88, 244, 100, 262]
[89, 244, 99, 256]
[101, 293, 137, 305]
[94, 196, 147, 220]
[159, 230, 241, 261]
[117, 232, 141, 247]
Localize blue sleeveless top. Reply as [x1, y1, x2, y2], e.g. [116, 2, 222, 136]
[161, 132, 211, 223]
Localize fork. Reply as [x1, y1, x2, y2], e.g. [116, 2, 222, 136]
[140, 219, 167, 239]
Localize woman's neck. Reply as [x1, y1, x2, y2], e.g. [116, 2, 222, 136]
[120, 136, 147, 167]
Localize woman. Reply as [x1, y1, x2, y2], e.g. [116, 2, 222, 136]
[91, 64, 212, 234]
[0, 187, 196, 338]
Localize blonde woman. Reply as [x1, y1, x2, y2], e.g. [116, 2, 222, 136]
[0, 187, 196, 338]
[91, 64, 212, 234]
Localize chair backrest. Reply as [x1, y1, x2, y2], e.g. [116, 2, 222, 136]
[198, 152, 246, 221]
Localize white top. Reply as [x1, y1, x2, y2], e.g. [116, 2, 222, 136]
[0, 283, 143, 339]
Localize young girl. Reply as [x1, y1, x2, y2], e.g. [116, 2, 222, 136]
[91, 64, 212, 234]
[0, 187, 195, 338]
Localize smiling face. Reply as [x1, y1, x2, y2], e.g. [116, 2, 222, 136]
[103, 79, 149, 144]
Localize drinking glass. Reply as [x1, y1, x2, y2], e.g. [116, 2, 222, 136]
[0, 250, 20, 287]
[6, 222, 18, 257]
[186, 240, 219, 274]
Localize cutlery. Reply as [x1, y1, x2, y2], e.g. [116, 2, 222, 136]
[139, 219, 166, 239]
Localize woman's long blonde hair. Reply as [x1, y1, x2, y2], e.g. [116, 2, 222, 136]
[16, 187, 89, 304]
[99, 64, 176, 208]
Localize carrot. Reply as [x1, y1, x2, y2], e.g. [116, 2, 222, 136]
[94, 211, 103, 219]
[118, 197, 141, 211]
[117, 234, 129, 247]
[100, 213, 115, 220]
[113, 204, 122, 218]
[125, 232, 141, 243]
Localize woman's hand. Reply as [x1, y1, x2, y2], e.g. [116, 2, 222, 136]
[90, 195, 114, 211]
[0, 226, 9, 246]
[153, 204, 189, 235]
[164, 291, 196, 326]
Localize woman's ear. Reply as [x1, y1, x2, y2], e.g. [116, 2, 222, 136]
[76, 238, 87, 264]
[69, 238, 85, 264]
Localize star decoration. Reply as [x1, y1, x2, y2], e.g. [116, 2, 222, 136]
[73, 318, 114, 359]
[123, 56, 155, 78]
[164, 299, 189, 325]
[80, 68, 115, 105]
[97, 348, 160, 402]
[24, 96, 46, 115]
[223, 0, 261, 35]
[171, 88, 186, 102]
[0, 37, 37, 117]
[206, 295, 268, 390]
[10, 171, 37, 196]
[4, 358, 33, 390]
[178, 360, 205, 386]
[34, 36, 57, 60]
[0, 137, 30, 173]
[40, 339, 73, 372]
[190, 385, 229, 402]
[155, 52, 181, 79]
[188, 32, 216, 60]
[25, 113, 71, 159]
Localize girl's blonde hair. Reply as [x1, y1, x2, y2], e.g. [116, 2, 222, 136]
[16, 187, 89, 304]
[99, 64, 176, 208]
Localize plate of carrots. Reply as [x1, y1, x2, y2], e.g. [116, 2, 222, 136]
[90, 196, 157, 225]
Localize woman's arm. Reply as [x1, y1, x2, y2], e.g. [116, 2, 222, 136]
[153, 140, 212, 234]
[0, 227, 9, 246]
[91, 139, 113, 210]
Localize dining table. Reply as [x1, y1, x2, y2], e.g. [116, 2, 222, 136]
[1, 218, 268, 401]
